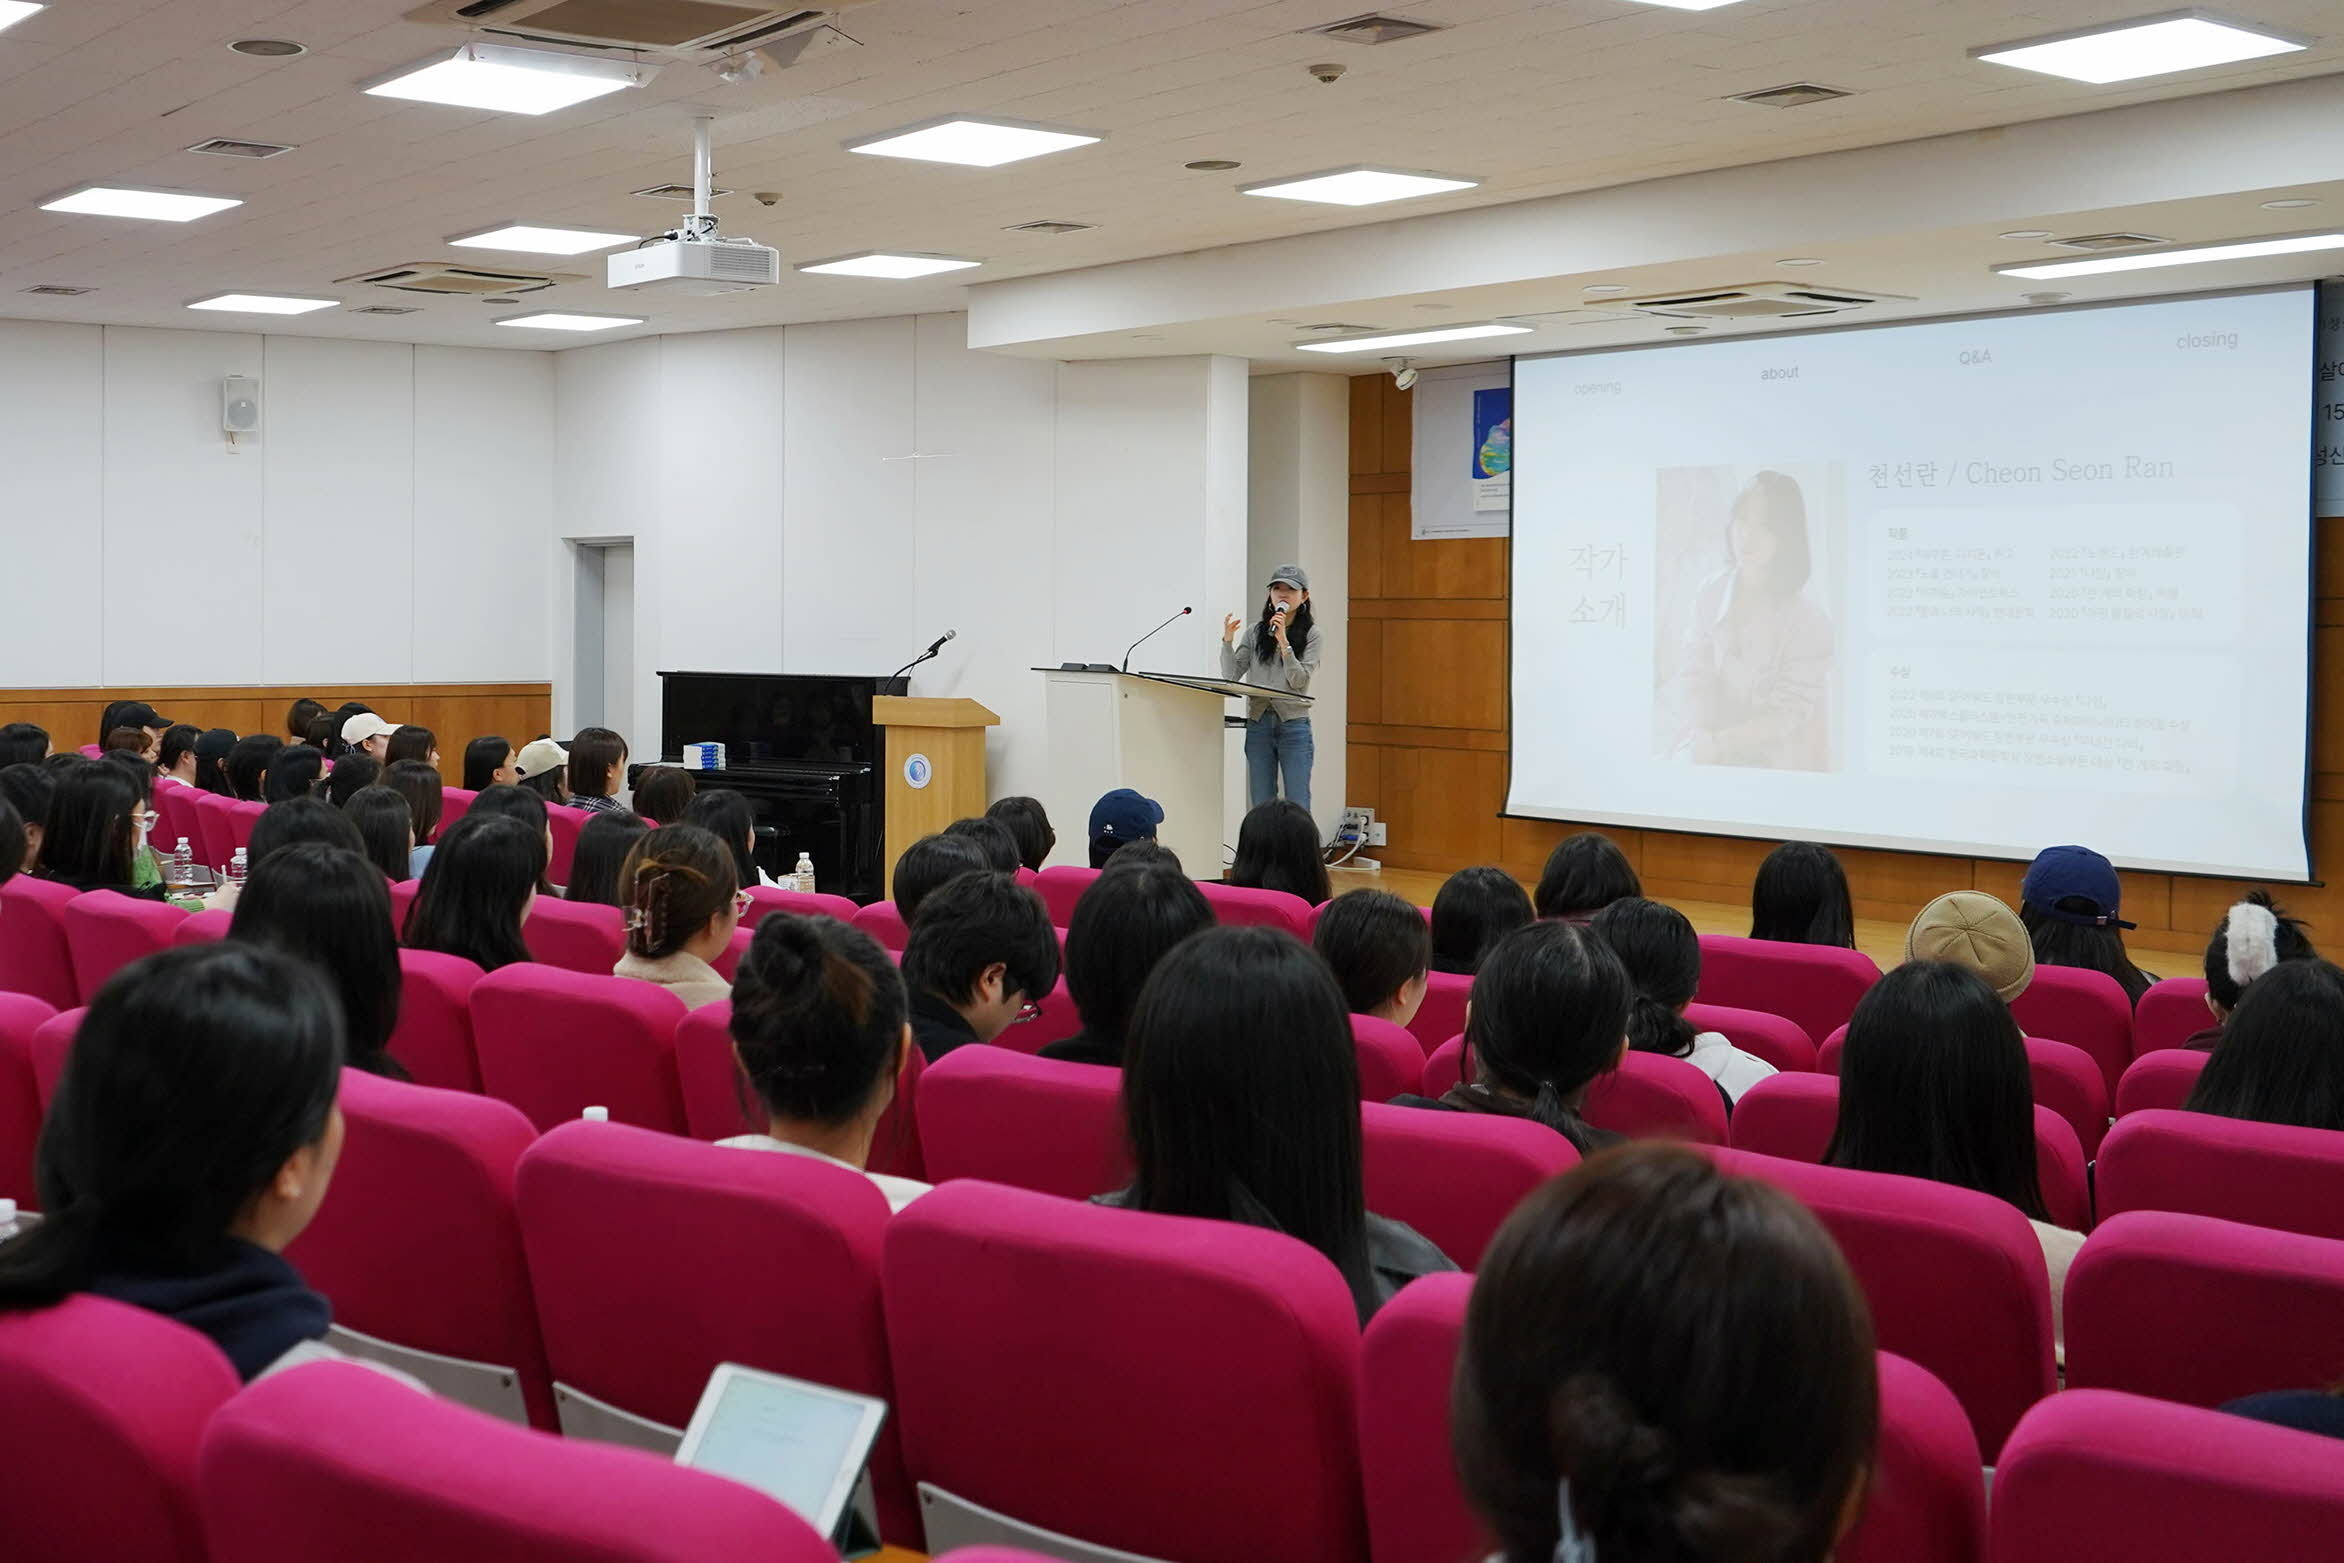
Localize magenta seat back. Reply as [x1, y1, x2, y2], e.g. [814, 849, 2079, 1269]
[516, 1120, 914, 1542]
[1990, 1389, 2344, 1563]
[1421, 1034, 1466, 1097]
[1352, 1014, 1426, 1102]
[544, 802, 589, 884]
[171, 908, 231, 946]
[0, 992, 57, 1207]
[389, 877, 422, 933]
[1718, 1148, 2055, 1457]
[520, 896, 626, 976]
[437, 786, 476, 832]
[2115, 1049, 2209, 1118]
[1582, 1050, 1729, 1146]
[2008, 963, 2134, 1095]
[153, 785, 203, 864]
[29, 1007, 83, 1111]
[853, 899, 910, 953]
[1843, 1352, 1988, 1563]
[76, 743, 102, 758]
[712, 921, 752, 981]
[0, 874, 84, 1007]
[288, 1069, 551, 1426]
[1683, 1000, 1816, 1073]
[1694, 934, 1879, 1047]
[1033, 865, 1100, 926]
[2132, 976, 2212, 1057]
[225, 798, 266, 850]
[469, 965, 688, 1133]
[740, 885, 860, 927]
[1359, 1102, 1573, 1269]
[61, 890, 188, 1004]
[2098, 1109, 2344, 1242]
[1821, 1027, 2111, 1160]
[389, 949, 485, 1093]
[884, 1180, 1366, 1563]
[916, 1046, 1129, 1199]
[0, 1295, 236, 1563]
[1199, 881, 1314, 937]
[188, 790, 237, 869]
[675, 1001, 928, 1179]
[198, 1359, 836, 1563]
[1405, 969, 1471, 1057]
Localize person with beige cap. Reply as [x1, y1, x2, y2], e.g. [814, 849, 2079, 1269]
[1904, 890, 2034, 1004]
[340, 712, 399, 764]
[512, 737, 571, 805]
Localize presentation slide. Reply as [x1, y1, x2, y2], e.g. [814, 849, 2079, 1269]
[1509, 286, 2315, 880]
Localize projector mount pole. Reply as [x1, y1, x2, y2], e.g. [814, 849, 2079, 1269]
[685, 115, 718, 241]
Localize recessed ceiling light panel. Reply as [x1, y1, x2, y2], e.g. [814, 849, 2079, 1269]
[1240, 166, 1479, 206]
[449, 222, 638, 255]
[363, 42, 652, 115]
[1972, 12, 2308, 84]
[0, 3, 46, 34]
[1295, 322, 1533, 353]
[1628, 0, 1749, 9]
[229, 37, 305, 57]
[2262, 197, 2321, 209]
[796, 251, 982, 279]
[1998, 229, 2054, 240]
[187, 293, 338, 315]
[845, 117, 1100, 167]
[187, 137, 294, 159]
[494, 312, 646, 331]
[20, 284, 93, 296]
[1993, 229, 2344, 279]
[41, 185, 242, 222]
[1776, 257, 1825, 267]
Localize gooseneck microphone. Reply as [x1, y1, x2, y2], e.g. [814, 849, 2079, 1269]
[1122, 607, 1193, 673]
[890, 628, 957, 681]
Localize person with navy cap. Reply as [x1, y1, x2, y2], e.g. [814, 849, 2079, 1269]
[1088, 787, 1164, 870]
[1221, 564, 1321, 814]
[2017, 843, 2157, 1005]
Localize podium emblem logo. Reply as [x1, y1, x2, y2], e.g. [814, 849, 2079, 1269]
[903, 753, 933, 790]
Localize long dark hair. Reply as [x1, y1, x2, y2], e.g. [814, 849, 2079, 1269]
[566, 810, 649, 906]
[1750, 841, 1855, 948]
[0, 945, 344, 1309]
[1229, 799, 1330, 904]
[731, 915, 908, 1127]
[34, 759, 141, 891]
[1063, 858, 1213, 1062]
[1253, 594, 1314, 663]
[262, 744, 324, 803]
[323, 752, 381, 808]
[403, 813, 542, 972]
[2021, 900, 2155, 1004]
[192, 728, 238, 794]
[1591, 897, 1700, 1060]
[2186, 958, 2344, 1132]
[1313, 889, 1430, 1015]
[681, 788, 759, 891]
[943, 816, 1021, 874]
[1431, 866, 1534, 974]
[1534, 832, 1640, 921]
[1467, 922, 1632, 1148]
[631, 765, 696, 825]
[1122, 927, 1370, 1303]
[1826, 960, 2047, 1221]
[1457, 1144, 1876, 1563]
[383, 760, 444, 847]
[224, 734, 282, 801]
[343, 786, 414, 882]
[247, 796, 364, 867]
[463, 784, 554, 895]
[0, 723, 50, 768]
[286, 697, 326, 744]
[462, 736, 513, 792]
[618, 823, 737, 960]
[985, 795, 1056, 872]
[230, 842, 404, 1075]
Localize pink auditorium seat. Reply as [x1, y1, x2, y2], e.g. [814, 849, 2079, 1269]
[516, 1120, 916, 1543]
[389, 876, 423, 931]
[916, 1046, 1129, 1200]
[2132, 976, 2213, 1057]
[225, 798, 267, 851]
[1683, 1000, 1816, 1073]
[189, 789, 238, 870]
[2115, 1049, 2209, 1118]
[0, 992, 56, 1209]
[437, 785, 476, 831]
[1420, 1034, 1466, 1098]
[389, 949, 486, 1093]
[0, 1294, 239, 1563]
[29, 1007, 82, 1112]
[2009, 962, 2134, 1095]
[2065, 1210, 2344, 1410]
[740, 884, 860, 927]
[1353, 1014, 1428, 1102]
[1718, 1148, 2055, 1458]
[885, 1180, 1366, 1563]
[470, 966, 688, 1133]
[152, 784, 203, 865]
[1989, 1389, 2344, 1563]
[1198, 880, 1314, 938]
[521, 896, 627, 976]
[0, 872, 85, 1007]
[544, 802, 589, 885]
[1694, 934, 1879, 1049]
[287, 1069, 551, 1427]
[1033, 864, 1101, 926]
[1359, 1102, 1574, 1270]
[197, 1359, 840, 1563]
[76, 743, 103, 758]
[1819, 1028, 2111, 1159]
[1014, 866, 1041, 888]
[171, 907, 231, 946]
[1405, 969, 1471, 1057]
[712, 921, 752, 981]
[61, 890, 189, 1001]
[853, 899, 910, 953]
[2098, 1108, 2344, 1242]
[1583, 1050, 1730, 1146]
[672, 1001, 927, 1180]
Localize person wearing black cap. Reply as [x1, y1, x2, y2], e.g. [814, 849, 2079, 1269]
[1087, 787, 1164, 871]
[1221, 564, 1320, 813]
[99, 701, 171, 752]
[2018, 844, 2156, 1005]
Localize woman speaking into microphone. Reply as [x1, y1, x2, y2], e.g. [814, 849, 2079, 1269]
[1220, 565, 1320, 812]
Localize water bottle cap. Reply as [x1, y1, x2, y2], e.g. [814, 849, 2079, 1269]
[582, 1106, 609, 1122]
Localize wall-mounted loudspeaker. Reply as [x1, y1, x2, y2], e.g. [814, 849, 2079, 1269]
[222, 375, 261, 435]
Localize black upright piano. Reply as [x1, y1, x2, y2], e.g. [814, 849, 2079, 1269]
[648, 671, 907, 904]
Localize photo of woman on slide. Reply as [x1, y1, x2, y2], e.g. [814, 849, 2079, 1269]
[1653, 466, 1840, 772]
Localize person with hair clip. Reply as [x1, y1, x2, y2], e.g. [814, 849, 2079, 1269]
[0, 944, 351, 1381]
[1430, 866, 1534, 975]
[2188, 891, 2317, 1049]
[463, 735, 519, 792]
[1749, 840, 1856, 948]
[1456, 1143, 1878, 1563]
[1229, 799, 1333, 904]
[402, 813, 543, 972]
[230, 842, 407, 1080]
[262, 743, 324, 804]
[1042, 856, 1214, 1068]
[2019, 844, 2156, 1004]
[286, 697, 327, 745]
[1391, 921, 1632, 1154]
[1593, 897, 1775, 1106]
[721, 914, 931, 1211]
[1221, 564, 1321, 811]
[1535, 831, 1641, 923]
[566, 727, 629, 814]
[566, 810, 649, 907]
[383, 759, 445, 878]
[630, 764, 695, 826]
[1313, 888, 1431, 1026]
[0, 722, 49, 768]
[612, 823, 742, 1011]
[323, 752, 382, 808]
[942, 815, 1021, 874]
[155, 724, 203, 788]
[985, 795, 1056, 873]
[343, 786, 415, 881]
[2184, 958, 2344, 1133]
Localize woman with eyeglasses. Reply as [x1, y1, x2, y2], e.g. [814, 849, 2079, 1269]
[612, 823, 743, 1011]
[34, 759, 189, 905]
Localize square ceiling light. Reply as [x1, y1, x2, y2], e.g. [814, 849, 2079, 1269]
[186, 293, 338, 315]
[1240, 166, 1480, 206]
[0, 2, 45, 35]
[494, 312, 645, 332]
[796, 251, 982, 278]
[363, 42, 652, 115]
[845, 117, 1100, 167]
[41, 185, 242, 222]
[1972, 11, 2308, 83]
[1623, 0, 1749, 9]
[449, 222, 639, 255]
[1992, 229, 2344, 279]
[1295, 322, 1532, 353]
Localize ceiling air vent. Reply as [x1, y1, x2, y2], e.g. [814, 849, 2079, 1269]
[334, 262, 583, 297]
[1004, 219, 1095, 234]
[404, 0, 867, 57]
[1302, 12, 1448, 45]
[187, 137, 293, 159]
[2047, 232, 2166, 252]
[1729, 82, 1852, 109]
[1623, 281, 1912, 321]
[348, 305, 422, 315]
[20, 284, 95, 296]
[635, 183, 735, 201]
[1301, 322, 1384, 334]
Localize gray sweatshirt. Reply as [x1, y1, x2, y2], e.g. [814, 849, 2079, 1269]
[1220, 625, 1320, 722]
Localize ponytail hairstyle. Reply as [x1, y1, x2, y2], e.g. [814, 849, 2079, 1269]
[1457, 1144, 1877, 1563]
[229, 841, 404, 1074]
[1590, 897, 1701, 1060]
[2204, 891, 2317, 1014]
[730, 915, 908, 1127]
[1466, 921, 1631, 1149]
[323, 752, 381, 807]
[618, 823, 739, 960]
[0, 944, 345, 1310]
[1534, 832, 1641, 922]
[343, 786, 414, 882]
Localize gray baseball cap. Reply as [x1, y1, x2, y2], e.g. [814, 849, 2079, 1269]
[1267, 564, 1309, 591]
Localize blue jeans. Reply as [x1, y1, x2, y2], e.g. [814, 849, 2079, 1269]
[1244, 712, 1313, 814]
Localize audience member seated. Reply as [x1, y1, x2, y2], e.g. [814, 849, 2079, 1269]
[1087, 787, 1163, 870]
[1749, 839, 1856, 947]
[1428, 864, 1533, 975]
[33, 760, 172, 902]
[1393, 921, 1631, 1155]
[323, 702, 375, 761]
[611, 824, 739, 1011]
[0, 945, 347, 1381]
[629, 764, 694, 825]
[343, 787, 414, 882]
[565, 810, 648, 906]
[1905, 889, 2033, 1002]
[462, 734, 518, 792]
[223, 735, 282, 801]
[566, 727, 628, 814]
[401, 813, 542, 971]
[2019, 844, 2156, 1004]
[463, 783, 555, 893]
[155, 724, 202, 789]
[680, 787, 774, 888]
[1826, 960, 2082, 1351]
[900, 870, 1060, 1061]
[384, 724, 437, 769]
[340, 713, 397, 764]
[1041, 855, 1213, 1067]
[103, 701, 171, 752]
[1229, 799, 1333, 904]
[229, 842, 406, 1080]
[0, 721, 49, 768]
[942, 815, 1021, 874]
[722, 914, 931, 1211]
[1593, 896, 1776, 1105]
[513, 736, 570, 804]
[891, 833, 994, 924]
[103, 725, 156, 764]
[2191, 891, 2316, 1050]
[303, 712, 342, 754]
[383, 761, 444, 876]
[192, 727, 237, 794]
[0, 763, 54, 872]
[246, 797, 366, 870]
[2225, 1387, 2344, 1443]
[2183, 958, 2344, 1132]
[1456, 1143, 1877, 1563]
[0, 793, 22, 885]
[285, 697, 326, 746]
[1099, 925, 1455, 1322]
[1534, 831, 1641, 922]
[1313, 888, 1430, 1027]
[985, 794, 1056, 872]
[261, 744, 324, 804]
[322, 752, 381, 808]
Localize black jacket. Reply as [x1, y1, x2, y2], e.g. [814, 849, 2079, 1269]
[909, 989, 980, 1062]
[1039, 1028, 1122, 1068]
[88, 1236, 331, 1381]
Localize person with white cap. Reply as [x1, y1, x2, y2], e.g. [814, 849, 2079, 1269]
[1221, 564, 1321, 813]
[339, 712, 399, 764]
[511, 736, 571, 805]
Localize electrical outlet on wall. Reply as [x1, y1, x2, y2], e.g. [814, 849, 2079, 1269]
[1368, 822, 1388, 846]
[1341, 806, 1374, 834]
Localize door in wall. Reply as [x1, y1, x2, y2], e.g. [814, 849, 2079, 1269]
[572, 541, 636, 745]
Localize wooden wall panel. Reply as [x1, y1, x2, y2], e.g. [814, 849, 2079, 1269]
[1381, 620, 1506, 730]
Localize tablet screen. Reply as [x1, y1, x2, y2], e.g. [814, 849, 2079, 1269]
[680, 1369, 880, 1533]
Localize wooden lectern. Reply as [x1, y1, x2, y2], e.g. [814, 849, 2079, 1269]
[872, 696, 999, 898]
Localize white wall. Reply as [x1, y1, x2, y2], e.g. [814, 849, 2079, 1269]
[1247, 372, 1352, 846]
[0, 319, 554, 689]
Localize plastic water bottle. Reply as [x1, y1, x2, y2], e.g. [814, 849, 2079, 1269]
[166, 836, 194, 888]
[0, 1198, 21, 1246]
[225, 848, 248, 889]
[793, 853, 817, 895]
[582, 1106, 609, 1123]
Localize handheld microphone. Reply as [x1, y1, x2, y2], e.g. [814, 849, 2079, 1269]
[1122, 606, 1193, 673]
[890, 629, 958, 681]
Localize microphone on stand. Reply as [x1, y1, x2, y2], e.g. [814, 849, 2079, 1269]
[1122, 607, 1193, 673]
[890, 629, 957, 682]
